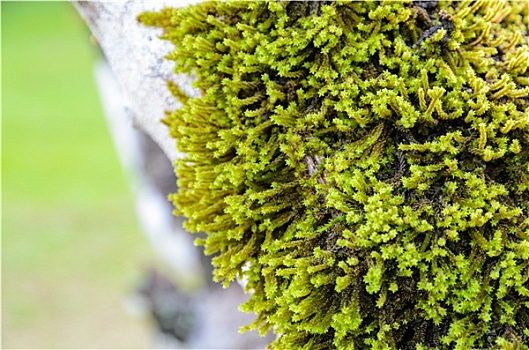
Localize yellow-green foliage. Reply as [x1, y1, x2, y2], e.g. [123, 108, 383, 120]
[139, 1, 529, 348]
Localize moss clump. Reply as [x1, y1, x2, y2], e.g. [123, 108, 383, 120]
[139, 1, 529, 348]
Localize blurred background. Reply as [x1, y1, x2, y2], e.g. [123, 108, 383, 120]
[2, 2, 159, 348]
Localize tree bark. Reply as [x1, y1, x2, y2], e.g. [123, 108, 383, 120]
[74, 0, 200, 162]
[74, 2, 274, 348]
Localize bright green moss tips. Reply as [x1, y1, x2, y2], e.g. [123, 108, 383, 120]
[139, 1, 529, 348]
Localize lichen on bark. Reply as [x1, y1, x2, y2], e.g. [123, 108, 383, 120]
[139, 1, 529, 348]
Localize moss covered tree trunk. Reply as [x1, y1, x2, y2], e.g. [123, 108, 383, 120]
[140, 1, 529, 349]
[74, 2, 274, 348]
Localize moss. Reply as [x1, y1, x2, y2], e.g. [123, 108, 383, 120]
[139, 1, 529, 348]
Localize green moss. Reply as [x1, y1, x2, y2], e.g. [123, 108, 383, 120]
[139, 1, 529, 348]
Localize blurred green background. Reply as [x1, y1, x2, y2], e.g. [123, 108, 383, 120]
[2, 2, 157, 348]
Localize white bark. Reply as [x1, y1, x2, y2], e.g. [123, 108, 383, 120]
[94, 59, 206, 291]
[76, 0, 208, 290]
[74, 0, 201, 162]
